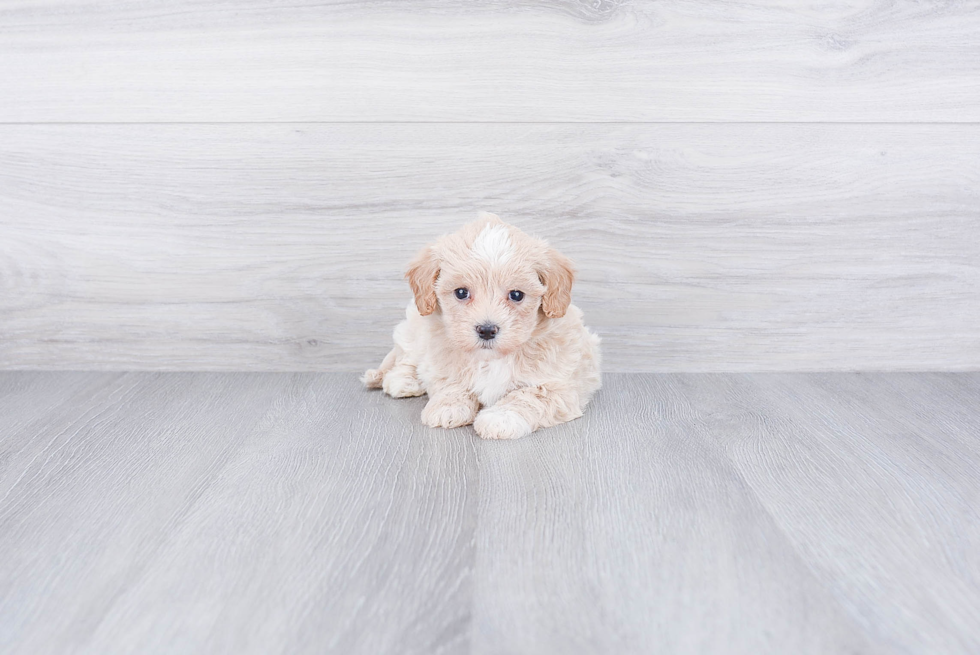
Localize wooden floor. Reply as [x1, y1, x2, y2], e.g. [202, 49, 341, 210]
[1, 373, 978, 653]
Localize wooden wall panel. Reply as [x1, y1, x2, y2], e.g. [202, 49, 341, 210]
[1, 1, 978, 122]
[2, 124, 977, 371]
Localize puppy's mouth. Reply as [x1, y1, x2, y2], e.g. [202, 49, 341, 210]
[478, 341, 495, 350]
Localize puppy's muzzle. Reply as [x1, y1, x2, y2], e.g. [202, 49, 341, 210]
[476, 323, 499, 341]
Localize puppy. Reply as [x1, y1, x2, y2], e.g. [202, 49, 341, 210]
[362, 213, 601, 440]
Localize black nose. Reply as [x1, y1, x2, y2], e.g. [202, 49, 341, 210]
[476, 323, 499, 341]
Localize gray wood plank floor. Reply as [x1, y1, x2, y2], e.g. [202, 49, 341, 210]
[1, 373, 978, 654]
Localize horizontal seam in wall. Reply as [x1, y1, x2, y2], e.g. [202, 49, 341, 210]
[1, 121, 979, 126]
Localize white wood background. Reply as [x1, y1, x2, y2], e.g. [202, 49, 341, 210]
[2, 0, 979, 122]
[1, 1, 978, 371]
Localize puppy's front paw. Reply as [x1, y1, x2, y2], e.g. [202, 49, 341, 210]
[361, 368, 384, 389]
[474, 407, 533, 440]
[382, 370, 424, 398]
[422, 398, 478, 429]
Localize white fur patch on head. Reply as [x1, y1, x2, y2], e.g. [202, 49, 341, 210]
[471, 224, 513, 264]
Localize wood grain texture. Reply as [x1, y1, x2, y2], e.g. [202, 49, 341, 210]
[80, 376, 476, 654]
[677, 372, 980, 654]
[0, 373, 291, 653]
[2, 124, 978, 371]
[469, 374, 878, 654]
[2, 372, 979, 653]
[1, 0, 979, 122]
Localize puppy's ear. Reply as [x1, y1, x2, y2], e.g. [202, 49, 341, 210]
[405, 246, 440, 316]
[538, 248, 576, 318]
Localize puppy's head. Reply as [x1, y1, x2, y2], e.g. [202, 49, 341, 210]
[406, 213, 575, 356]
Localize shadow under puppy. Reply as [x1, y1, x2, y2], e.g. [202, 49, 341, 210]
[363, 213, 601, 439]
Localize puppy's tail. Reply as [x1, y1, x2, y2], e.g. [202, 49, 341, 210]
[361, 346, 399, 389]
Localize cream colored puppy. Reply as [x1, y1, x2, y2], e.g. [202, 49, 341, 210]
[362, 213, 601, 440]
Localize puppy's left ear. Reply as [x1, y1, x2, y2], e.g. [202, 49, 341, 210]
[405, 246, 440, 316]
[538, 247, 576, 318]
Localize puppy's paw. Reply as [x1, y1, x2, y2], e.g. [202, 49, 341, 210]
[474, 407, 533, 440]
[422, 397, 478, 429]
[361, 369, 384, 389]
[382, 370, 424, 398]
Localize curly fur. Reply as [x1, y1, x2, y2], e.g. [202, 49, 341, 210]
[363, 213, 601, 440]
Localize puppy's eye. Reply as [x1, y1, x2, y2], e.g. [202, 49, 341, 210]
[508, 290, 525, 302]
[454, 288, 469, 300]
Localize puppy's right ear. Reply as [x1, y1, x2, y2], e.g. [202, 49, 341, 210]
[405, 246, 440, 315]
